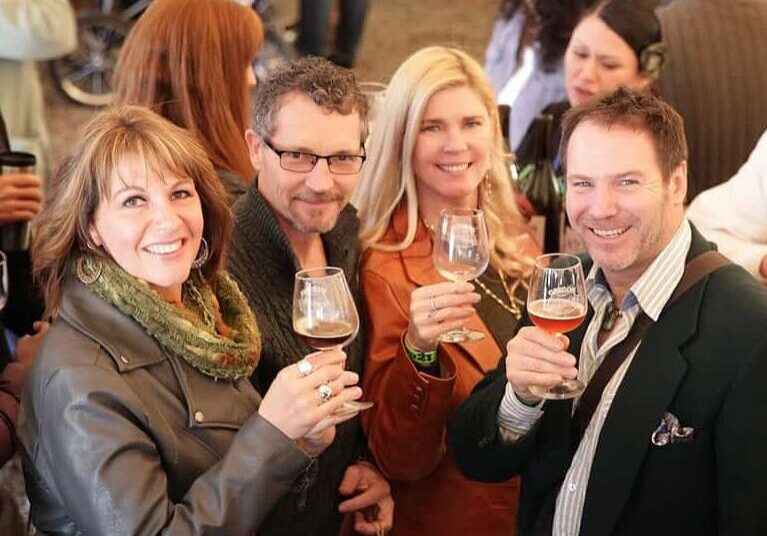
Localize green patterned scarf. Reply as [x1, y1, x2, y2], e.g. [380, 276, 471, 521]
[76, 255, 261, 380]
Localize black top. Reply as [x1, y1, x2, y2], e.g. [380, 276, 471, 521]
[515, 100, 570, 175]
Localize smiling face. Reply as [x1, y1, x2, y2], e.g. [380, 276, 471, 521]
[564, 15, 651, 106]
[565, 120, 686, 289]
[89, 154, 204, 303]
[412, 84, 492, 209]
[247, 91, 363, 235]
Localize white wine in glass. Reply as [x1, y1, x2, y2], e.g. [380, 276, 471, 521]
[432, 208, 490, 343]
[527, 253, 588, 399]
[292, 267, 373, 415]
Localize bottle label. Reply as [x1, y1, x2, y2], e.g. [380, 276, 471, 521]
[529, 215, 545, 250]
[562, 225, 586, 254]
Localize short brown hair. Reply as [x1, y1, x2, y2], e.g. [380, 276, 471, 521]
[252, 56, 369, 142]
[114, 0, 263, 184]
[33, 105, 231, 316]
[560, 86, 688, 179]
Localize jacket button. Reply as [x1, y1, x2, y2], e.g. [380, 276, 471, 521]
[478, 437, 490, 448]
[409, 403, 419, 413]
[415, 385, 424, 394]
[194, 411, 205, 423]
[119, 355, 129, 364]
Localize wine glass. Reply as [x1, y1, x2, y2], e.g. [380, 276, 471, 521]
[292, 267, 373, 415]
[526, 253, 588, 399]
[0, 251, 7, 312]
[432, 208, 490, 342]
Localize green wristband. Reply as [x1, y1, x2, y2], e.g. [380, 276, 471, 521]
[404, 337, 438, 367]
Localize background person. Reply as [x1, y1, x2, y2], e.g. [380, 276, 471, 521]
[114, 0, 262, 201]
[450, 87, 767, 536]
[20, 105, 363, 535]
[687, 128, 767, 281]
[0, 0, 76, 181]
[485, 0, 597, 151]
[297, 0, 369, 68]
[352, 46, 537, 535]
[514, 0, 665, 173]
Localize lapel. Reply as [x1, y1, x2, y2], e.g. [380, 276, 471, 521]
[578, 229, 714, 536]
[391, 205, 502, 372]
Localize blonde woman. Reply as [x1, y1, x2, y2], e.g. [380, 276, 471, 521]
[352, 46, 537, 535]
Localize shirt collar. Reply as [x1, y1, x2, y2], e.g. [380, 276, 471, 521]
[586, 219, 692, 321]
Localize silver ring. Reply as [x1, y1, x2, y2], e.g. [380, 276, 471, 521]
[297, 359, 313, 377]
[428, 296, 438, 313]
[317, 383, 333, 404]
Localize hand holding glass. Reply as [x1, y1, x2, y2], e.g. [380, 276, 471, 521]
[527, 253, 587, 399]
[293, 267, 373, 415]
[432, 208, 490, 342]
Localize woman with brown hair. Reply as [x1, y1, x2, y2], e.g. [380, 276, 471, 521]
[114, 0, 262, 200]
[18, 105, 363, 535]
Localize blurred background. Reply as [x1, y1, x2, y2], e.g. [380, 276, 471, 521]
[45, 0, 499, 164]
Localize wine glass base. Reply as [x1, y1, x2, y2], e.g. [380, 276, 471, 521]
[529, 379, 585, 400]
[333, 401, 374, 417]
[437, 329, 485, 343]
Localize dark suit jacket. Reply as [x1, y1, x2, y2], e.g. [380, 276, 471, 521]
[449, 227, 767, 536]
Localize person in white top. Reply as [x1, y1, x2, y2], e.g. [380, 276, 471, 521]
[686, 129, 767, 281]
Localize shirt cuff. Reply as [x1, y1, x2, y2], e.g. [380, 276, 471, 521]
[497, 382, 544, 440]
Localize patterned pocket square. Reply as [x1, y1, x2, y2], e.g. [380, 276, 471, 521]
[651, 412, 694, 446]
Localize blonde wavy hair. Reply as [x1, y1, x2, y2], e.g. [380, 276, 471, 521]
[353, 46, 533, 278]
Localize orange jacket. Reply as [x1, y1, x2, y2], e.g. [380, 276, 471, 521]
[360, 205, 520, 535]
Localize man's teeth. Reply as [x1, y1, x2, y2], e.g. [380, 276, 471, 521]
[145, 240, 182, 254]
[438, 163, 470, 172]
[591, 227, 628, 238]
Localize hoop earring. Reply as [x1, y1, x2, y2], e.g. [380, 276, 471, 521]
[76, 255, 103, 285]
[191, 237, 209, 270]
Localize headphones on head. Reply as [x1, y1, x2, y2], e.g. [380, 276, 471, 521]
[639, 42, 668, 81]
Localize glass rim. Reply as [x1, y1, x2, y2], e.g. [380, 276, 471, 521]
[295, 266, 345, 280]
[439, 207, 484, 217]
[533, 253, 582, 270]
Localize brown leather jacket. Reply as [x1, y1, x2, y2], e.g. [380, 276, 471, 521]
[18, 278, 312, 535]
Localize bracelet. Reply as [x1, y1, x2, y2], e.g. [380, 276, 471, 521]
[404, 337, 438, 367]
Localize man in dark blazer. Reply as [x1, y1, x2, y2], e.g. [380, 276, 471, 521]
[449, 87, 767, 536]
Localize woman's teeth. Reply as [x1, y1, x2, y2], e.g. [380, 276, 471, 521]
[145, 240, 182, 254]
[438, 163, 470, 173]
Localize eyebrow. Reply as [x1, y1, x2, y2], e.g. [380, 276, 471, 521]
[567, 171, 644, 181]
[570, 41, 623, 63]
[110, 177, 194, 198]
[421, 115, 486, 124]
[272, 142, 361, 156]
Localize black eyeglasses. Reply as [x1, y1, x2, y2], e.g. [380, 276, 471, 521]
[263, 138, 366, 175]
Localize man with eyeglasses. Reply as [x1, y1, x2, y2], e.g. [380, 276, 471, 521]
[227, 57, 392, 536]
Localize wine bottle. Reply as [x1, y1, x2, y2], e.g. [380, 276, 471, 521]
[523, 114, 563, 253]
[497, 104, 520, 184]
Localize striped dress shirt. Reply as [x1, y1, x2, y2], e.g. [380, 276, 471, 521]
[497, 219, 692, 535]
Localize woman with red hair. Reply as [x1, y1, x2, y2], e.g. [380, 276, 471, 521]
[114, 0, 263, 200]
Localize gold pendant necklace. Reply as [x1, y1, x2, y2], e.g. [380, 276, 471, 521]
[473, 272, 523, 320]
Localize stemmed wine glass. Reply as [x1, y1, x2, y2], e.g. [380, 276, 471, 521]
[0, 251, 7, 312]
[432, 208, 490, 342]
[292, 266, 373, 415]
[527, 253, 588, 399]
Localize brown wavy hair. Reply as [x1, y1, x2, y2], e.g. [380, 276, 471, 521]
[33, 105, 232, 317]
[114, 0, 263, 185]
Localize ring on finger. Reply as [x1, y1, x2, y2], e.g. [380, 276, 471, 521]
[297, 358, 313, 377]
[317, 383, 333, 404]
[428, 295, 438, 313]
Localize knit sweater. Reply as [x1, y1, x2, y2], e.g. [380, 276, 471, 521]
[227, 185, 365, 536]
